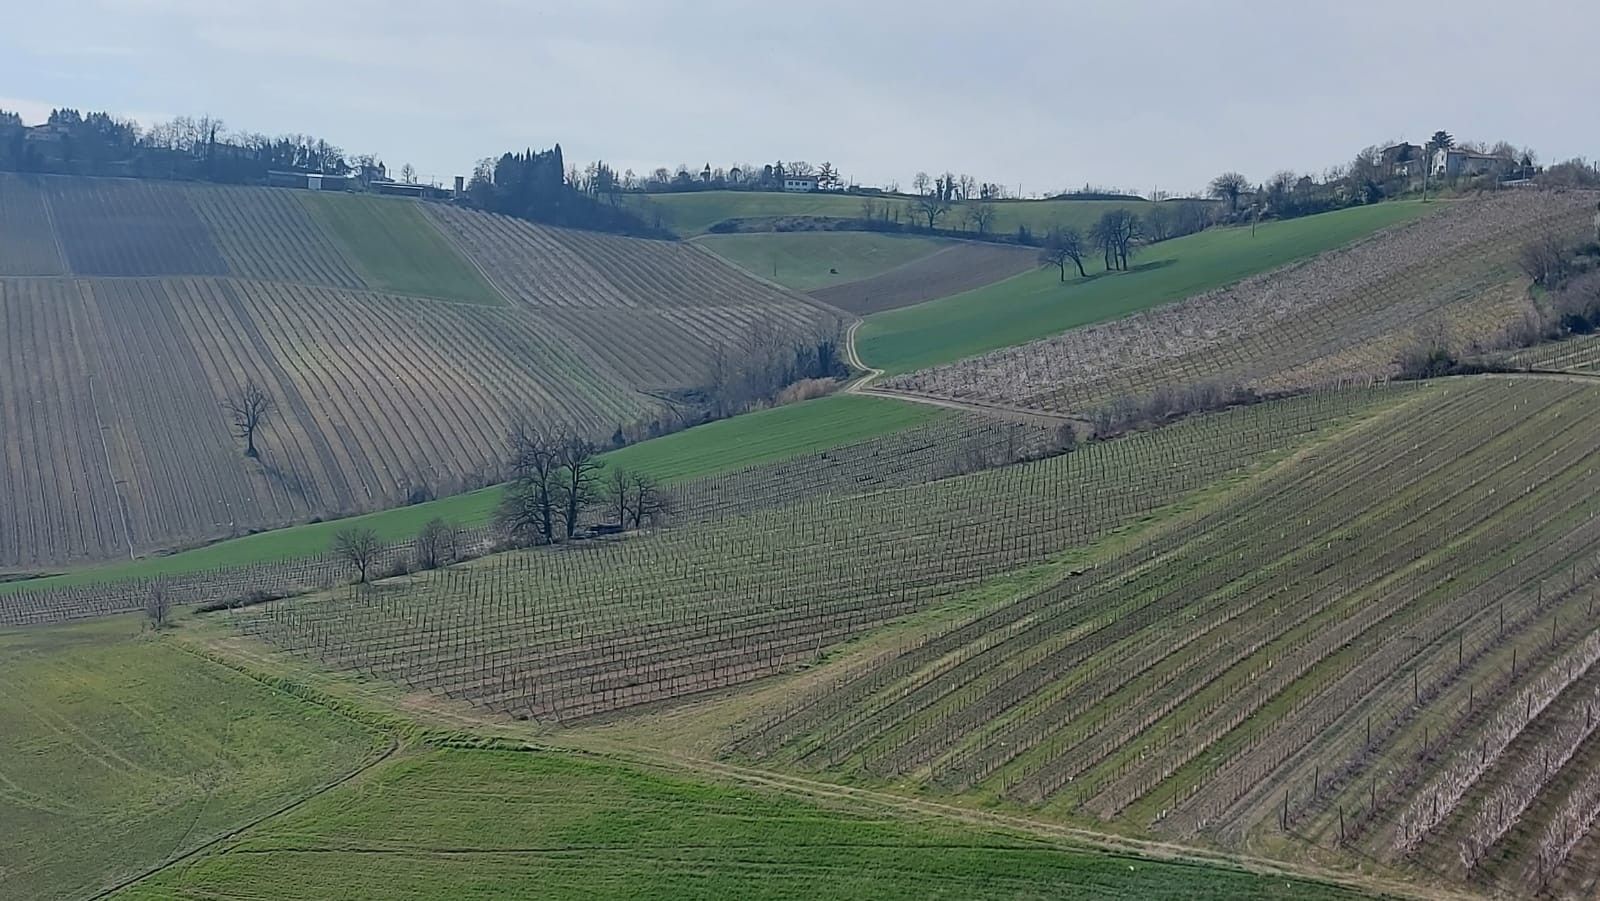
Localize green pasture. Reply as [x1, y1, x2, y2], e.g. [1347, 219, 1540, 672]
[121, 747, 1366, 900]
[297, 193, 504, 305]
[0, 618, 381, 901]
[696, 231, 952, 291]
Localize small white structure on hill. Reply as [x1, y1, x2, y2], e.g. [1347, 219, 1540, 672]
[782, 175, 819, 193]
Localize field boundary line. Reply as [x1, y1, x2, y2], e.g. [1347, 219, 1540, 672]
[85, 638, 404, 900]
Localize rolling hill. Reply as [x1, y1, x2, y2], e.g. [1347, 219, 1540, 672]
[0, 173, 843, 571]
[879, 191, 1598, 409]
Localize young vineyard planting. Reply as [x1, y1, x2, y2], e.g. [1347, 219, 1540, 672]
[0, 414, 1050, 626]
[232, 386, 1404, 723]
[0, 174, 840, 569]
[881, 192, 1597, 417]
[729, 376, 1600, 897]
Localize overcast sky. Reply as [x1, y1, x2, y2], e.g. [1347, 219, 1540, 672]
[4, 0, 1595, 196]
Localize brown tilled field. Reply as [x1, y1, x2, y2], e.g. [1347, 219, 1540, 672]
[808, 241, 1037, 314]
[882, 191, 1599, 416]
[0, 173, 841, 570]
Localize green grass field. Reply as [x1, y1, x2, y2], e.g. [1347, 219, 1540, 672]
[627, 190, 1158, 238]
[297, 193, 505, 304]
[856, 202, 1434, 374]
[120, 747, 1364, 900]
[695, 231, 952, 291]
[1, 394, 940, 594]
[0, 618, 382, 901]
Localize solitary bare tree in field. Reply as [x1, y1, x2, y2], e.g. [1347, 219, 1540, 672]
[334, 527, 382, 583]
[145, 580, 171, 629]
[223, 378, 275, 458]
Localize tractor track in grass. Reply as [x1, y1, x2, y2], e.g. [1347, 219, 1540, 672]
[85, 640, 402, 901]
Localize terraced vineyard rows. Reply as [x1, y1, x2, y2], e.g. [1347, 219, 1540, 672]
[0, 174, 840, 568]
[233, 386, 1410, 722]
[0, 413, 1055, 625]
[425, 204, 844, 389]
[1504, 334, 1600, 375]
[0, 173, 66, 275]
[42, 174, 230, 276]
[184, 184, 369, 288]
[0, 280, 127, 565]
[728, 376, 1600, 897]
[882, 192, 1596, 417]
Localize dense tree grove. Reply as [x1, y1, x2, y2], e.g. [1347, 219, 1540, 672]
[464, 146, 659, 235]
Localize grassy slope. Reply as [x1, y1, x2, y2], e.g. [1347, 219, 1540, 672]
[297, 193, 505, 304]
[695, 231, 952, 291]
[121, 747, 1364, 900]
[2, 395, 940, 593]
[628, 190, 1154, 238]
[0, 618, 381, 901]
[858, 202, 1435, 374]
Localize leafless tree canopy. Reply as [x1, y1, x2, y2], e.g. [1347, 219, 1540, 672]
[1038, 225, 1089, 280]
[1520, 233, 1575, 287]
[555, 432, 604, 539]
[334, 527, 382, 583]
[913, 191, 951, 230]
[222, 378, 275, 458]
[606, 468, 672, 530]
[965, 201, 997, 236]
[496, 419, 608, 544]
[414, 517, 458, 571]
[144, 580, 171, 629]
[1089, 210, 1144, 272]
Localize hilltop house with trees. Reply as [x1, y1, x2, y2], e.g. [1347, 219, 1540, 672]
[1432, 146, 1515, 180]
[782, 174, 819, 192]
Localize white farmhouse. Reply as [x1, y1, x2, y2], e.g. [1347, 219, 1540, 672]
[782, 174, 820, 193]
[1432, 148, 1514, 180]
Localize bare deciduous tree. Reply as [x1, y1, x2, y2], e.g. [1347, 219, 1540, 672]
[1038, 225, 1088, 280]
[334, 527, 382, 583]
[966, 201, 997, 236]
[499, 418, 562, 544]
[223, 378, 275, 458]
[414, 517, 457, 570]
[555, 431, 604, 538]
[606, 466, 634, 526]
[145, 580, 171, 629]
[629, 473, 672, 529]
[1520, 233, 1572, 287]
[913, 191, 950, 230]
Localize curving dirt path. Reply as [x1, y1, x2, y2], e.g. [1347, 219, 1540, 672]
[842, 318, 1082, 425]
